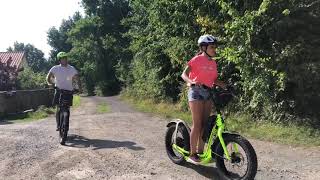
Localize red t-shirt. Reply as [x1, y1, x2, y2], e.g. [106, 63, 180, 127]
[187, 54, 218, 87]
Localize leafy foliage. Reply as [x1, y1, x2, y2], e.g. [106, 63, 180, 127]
[46, 0, 320, 125]
[67, 0, 130, 95]
[47, 12, 82, 64]
[17, 67, 47, 90]
[7, 42, 49, 90]
[7, 42, 49, 72]
[122, 0, 320, 124]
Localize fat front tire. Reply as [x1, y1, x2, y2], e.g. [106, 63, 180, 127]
[215, 134, 258, 180]
[59, 128, 67, 145]
[59, 113, 68, 145]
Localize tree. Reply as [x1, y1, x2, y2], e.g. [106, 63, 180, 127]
[16, 67, 47, 90]
[67, 16, 102, 95]
[7, 42, 49, 72]
[47, 12, 82, 64]
[45, 0, 320, 124]
[122, 0, 320, 124]
[67, 0, 130, 95]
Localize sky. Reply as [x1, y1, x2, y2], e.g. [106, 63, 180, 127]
[0, 0, 84, 58]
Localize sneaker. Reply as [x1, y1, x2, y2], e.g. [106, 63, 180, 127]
[187, 154, 201, 165]
[56, 128, 60, 131]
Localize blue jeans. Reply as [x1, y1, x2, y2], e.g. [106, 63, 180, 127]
[188, 85, 210, 101]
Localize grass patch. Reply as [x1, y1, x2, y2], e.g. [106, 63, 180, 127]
[120, 94, 191, 122]
[97, 103, 110, 113]
[3, 106, 55, 123]
[121, 94, 320, 147]
[73, 95, 81, 108]
[227, 115, 320, 146]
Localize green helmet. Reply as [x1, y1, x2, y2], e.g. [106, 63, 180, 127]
[57, 52, 68, 60]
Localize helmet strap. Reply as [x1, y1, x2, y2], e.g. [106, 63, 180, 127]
[204, 46, 213, 58]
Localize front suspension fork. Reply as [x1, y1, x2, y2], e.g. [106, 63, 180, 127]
[216, 114, 231, 160]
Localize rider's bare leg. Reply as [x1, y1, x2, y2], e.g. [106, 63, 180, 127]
[197, 100, 213, 153]
[189, 100, 205, 156]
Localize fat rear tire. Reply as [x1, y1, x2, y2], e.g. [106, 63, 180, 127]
[165, 124, 190, 164]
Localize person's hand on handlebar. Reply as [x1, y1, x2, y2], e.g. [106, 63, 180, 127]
[47, 83, 54, 89]
[187, 80, 201, 87]
[73, 89, 79, 94]
[73, 88, 83, 94]
[214, 80, 227, 90]
[191, 81, 202, 85]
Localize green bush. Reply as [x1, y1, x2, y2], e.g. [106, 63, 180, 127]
[17, 67, 47, 90]
[49, 0, 319, 126]
[121, 0, 320, 125]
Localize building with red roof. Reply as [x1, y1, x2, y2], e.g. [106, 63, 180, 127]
[0, 52, 27, 91]
[0, 52, 27, 71]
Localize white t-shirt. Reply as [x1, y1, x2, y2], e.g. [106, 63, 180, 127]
[49, 64, 78, 91]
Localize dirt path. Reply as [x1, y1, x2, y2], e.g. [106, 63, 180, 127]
[0, 96, 319, 180]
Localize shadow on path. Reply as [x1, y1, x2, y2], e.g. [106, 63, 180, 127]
[66, 134, 145, 151]
[0, 120, 13, 125]
[180, 162, 224, 180]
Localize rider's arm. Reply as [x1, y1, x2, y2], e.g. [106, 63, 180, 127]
[214, 80, 227, 89]
[46, 72, 54, 86]
[181, 66, 196, 85]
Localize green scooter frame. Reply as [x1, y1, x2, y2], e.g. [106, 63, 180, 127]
[166, 86, 258, 179]
[170, 114, 234, 165]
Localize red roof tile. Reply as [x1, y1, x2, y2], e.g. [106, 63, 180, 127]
[0, 52, 25, 70]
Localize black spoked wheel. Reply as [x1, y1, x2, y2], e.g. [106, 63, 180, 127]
[59, 127, 67, 145]
[165, 124, 190, 164]
[215, 134, 257, 180]
[59, 112, 68, 145]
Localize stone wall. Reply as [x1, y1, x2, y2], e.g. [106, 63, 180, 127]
[0, 89, 54, 114]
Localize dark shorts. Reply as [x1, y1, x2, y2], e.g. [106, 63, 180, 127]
[53, 89, 73, 106]
[188, 85, 211, 101]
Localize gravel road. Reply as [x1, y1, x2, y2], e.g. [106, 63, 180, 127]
[0, 96, 319, 180]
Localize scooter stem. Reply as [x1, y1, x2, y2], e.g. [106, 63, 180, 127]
[217, 114, 231, 160]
